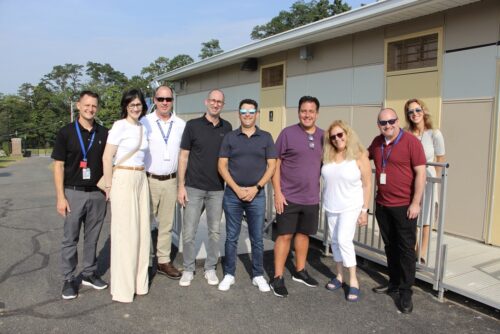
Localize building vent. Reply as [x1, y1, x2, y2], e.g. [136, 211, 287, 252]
[240, 58, 258, 71]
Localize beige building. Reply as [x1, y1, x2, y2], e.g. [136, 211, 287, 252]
[156, 0, 500, 246]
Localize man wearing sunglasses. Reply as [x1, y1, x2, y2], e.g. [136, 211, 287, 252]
[177, 89, 232, 287]
[141, 85, 185, 280]
[217, 99, 277, 292]
[368, 108, 426, 314]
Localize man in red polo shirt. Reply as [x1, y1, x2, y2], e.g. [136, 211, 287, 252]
[368, 108, 426, 314]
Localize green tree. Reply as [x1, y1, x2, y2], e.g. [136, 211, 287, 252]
[85, 61, 128, 88]
[141, 56, 171, 82]
[251, 0, 351, 40]
[199, 39, 223, 59]
[169, 54, 194, 71]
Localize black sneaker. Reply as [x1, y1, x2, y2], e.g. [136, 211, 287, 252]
[292, 269, 318, 287]
[269, 276, 288, 298]
[82, 274, 108, 290]
[62, 279, 77, 300]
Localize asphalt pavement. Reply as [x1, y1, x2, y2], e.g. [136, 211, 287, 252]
[0, 157, 498, 334]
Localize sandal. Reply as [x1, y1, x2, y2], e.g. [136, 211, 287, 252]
[347, 286, 360, 302]
[325, 277, 343, 291]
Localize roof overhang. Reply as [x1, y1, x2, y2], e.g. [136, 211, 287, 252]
[154, 0, 479, 82]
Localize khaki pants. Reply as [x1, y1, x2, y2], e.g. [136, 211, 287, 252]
[148, 177, 177, 264]
[110, 169, 150, 303]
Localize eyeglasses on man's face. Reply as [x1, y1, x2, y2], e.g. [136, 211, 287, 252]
[239, 109, 256, 115]
[156, 97, 173, 103]
[208, 98, 224, 105]
[378, 118, 398, 126]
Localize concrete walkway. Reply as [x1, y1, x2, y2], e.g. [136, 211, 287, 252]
[0, 157, 498, 333]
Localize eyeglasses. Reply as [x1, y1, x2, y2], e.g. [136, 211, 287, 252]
[407, 108, 423, 115]
[239, 109, 256, 115]
[378, 118, 398, 126]
[208, 98, 224, 105]
[156, 97, 173, 103]
[308, 134, 315, 149]
[330, 132, 344, 140]
[128, 103, 143, 110]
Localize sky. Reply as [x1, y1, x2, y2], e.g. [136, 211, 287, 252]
[0, 0, 367, 95]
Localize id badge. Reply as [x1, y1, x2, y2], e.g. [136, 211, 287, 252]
[82, 168, 91, 180]
[163, 147, 170, 161]
[380, 172, 386, 185]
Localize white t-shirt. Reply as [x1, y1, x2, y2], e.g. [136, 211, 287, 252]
[141, 112, 185, 175]
[419, 129, 445, 177]
[107, 119, 148, 167]
[321, 159, 363, 213]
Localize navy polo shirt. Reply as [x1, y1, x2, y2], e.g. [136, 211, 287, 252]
[51, 120, 108, 187]
[219, 126, 277, 187]
[180, 115, 233, 191]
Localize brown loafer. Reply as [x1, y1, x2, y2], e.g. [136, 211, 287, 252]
[157, 262, 182, 280]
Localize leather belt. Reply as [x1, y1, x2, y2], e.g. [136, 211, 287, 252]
[146, 172, 176, 181]
[65, 185, 100, 192]
[115, 166, 145, 171]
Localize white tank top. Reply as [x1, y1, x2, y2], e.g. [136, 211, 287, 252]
[321, 159, 363, 213]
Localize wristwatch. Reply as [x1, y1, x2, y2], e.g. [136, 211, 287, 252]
[256, 184, 263, 191]
[361, 207, 369, 213]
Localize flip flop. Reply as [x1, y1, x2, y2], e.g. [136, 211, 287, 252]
[325, 277, 343, 291]
[347, 286, 360, 302]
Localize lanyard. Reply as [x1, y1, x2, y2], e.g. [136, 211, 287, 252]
[381, 129, 403, 170]
[156, 119, 174, 146]
[74, 121, 95, 162]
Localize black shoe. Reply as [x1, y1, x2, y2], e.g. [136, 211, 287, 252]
[292, 269, 318, 287]
[62, 279, 77, 300]
[82, 274, 108, 290]
[372, 284, 398, 294]
[270, 276, 288, 298]
[400, 295, 413, 314]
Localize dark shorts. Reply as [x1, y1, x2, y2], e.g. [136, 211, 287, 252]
[276, 201, 320, 236]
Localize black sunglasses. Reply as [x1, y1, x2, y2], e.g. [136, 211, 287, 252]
[156, 97, 174, 102]
[330, 132, 344, 140]
[378, 118, 398, 126]
[407, 108, 423, 115]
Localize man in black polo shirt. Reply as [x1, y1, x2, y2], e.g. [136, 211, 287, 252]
[52, 90, 108, 300]
[217, 98, 277, 292]
[177, 89, 232, 287]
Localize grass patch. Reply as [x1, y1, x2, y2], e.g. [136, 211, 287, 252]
[0, 156, 23, 168]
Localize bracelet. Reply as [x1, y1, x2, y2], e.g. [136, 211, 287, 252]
[361, 207, 368, 213]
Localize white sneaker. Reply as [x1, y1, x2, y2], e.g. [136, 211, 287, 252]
[218, 274, 235, 291]
[204, 270, 219, 285]
[179, 271, 194, 287]
[252, 276, 271, 292]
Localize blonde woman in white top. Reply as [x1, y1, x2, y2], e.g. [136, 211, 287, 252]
[404, 98, 445, 263]
[321, 120, 371, 302]
[102, 89, 150, 303]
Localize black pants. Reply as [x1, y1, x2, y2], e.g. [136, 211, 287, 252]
[375, 204, 417, 297]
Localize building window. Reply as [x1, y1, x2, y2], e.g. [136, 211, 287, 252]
[261, 64, 284, 88]
[387, 33, 438, 72]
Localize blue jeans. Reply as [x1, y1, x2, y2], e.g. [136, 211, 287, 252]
[222, 187, 265, 278]
[182, 186, 224, 272]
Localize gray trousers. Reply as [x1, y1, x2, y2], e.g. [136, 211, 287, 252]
[61, 188, 107, 280]
[182, 186, 223, 272]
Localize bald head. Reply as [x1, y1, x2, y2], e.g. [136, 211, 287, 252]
[378, 108, 397, 122]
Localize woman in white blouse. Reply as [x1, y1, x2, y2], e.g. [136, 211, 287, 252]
[404, 98, 445, 264]
[102, 89, 150, 303]
[321, 120, 371, 302]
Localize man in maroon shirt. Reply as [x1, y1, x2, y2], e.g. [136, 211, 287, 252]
[368, 108, 426, 314]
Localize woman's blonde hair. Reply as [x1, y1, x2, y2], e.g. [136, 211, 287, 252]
[323, 120, 366, 164]
[404, 98, 434, 131]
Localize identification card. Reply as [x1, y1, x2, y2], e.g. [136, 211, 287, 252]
[163, 147, 170, 161]
[380, 172, 386, 185]
[82, 168, 91, 180]
[80, 161, 87, 168]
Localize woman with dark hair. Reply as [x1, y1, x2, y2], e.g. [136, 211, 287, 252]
[404, 98, 445, 264]
[102, 89, 150, 303]
[321, 120, 371, 302]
